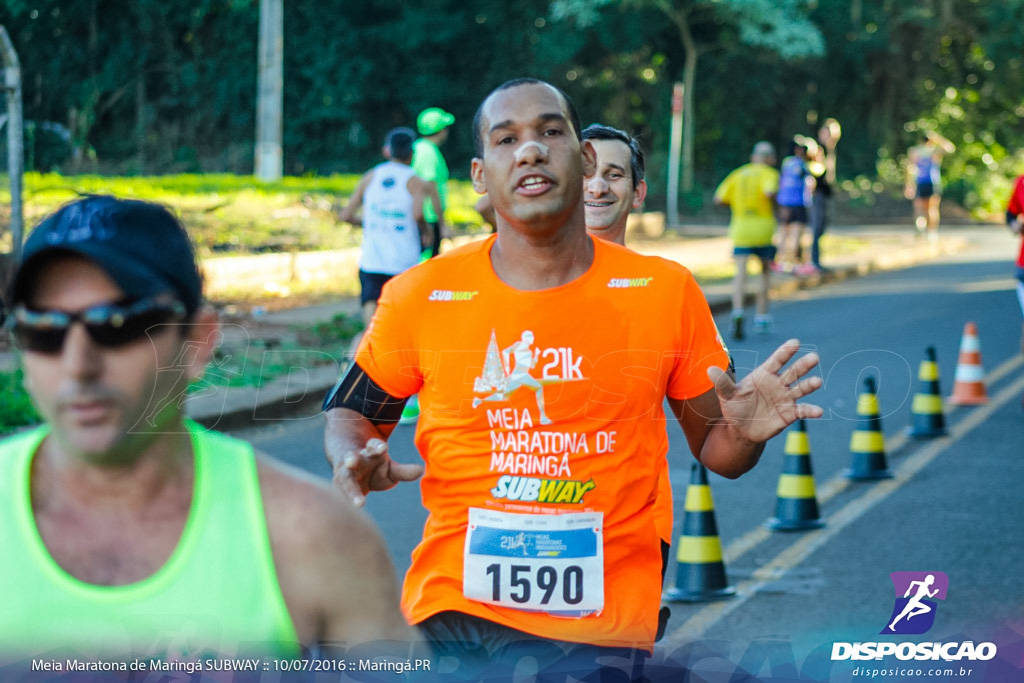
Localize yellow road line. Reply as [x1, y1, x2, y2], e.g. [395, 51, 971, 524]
[663, 354, 1024, 648]
[720, 352, 1020, 564]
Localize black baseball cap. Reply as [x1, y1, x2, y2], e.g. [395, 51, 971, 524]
[6, 195, 202, 315]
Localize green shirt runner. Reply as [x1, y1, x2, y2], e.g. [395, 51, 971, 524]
[412, 137, 449, 224]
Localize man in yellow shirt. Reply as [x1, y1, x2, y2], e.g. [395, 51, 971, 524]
[714, 141, 780, 340]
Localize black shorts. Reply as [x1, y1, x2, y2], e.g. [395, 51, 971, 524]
[778, 205, 808, 224]
[358, 270, 395, 306]
[427, 221, 441, 258]
[419, 611, 646, 679]
[916, 181, 935, 199]
[733, 245, 777, 261]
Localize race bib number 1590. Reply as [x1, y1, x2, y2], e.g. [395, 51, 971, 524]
[463, 508, 604, 617]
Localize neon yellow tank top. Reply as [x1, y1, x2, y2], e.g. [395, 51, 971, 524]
[0, 421, 300, 659]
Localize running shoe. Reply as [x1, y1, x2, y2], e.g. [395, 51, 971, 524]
[754, 314, 774, 335]
[399, 395, 420, 425]
[794, 263, 821, 276]
[731, 313, 745, 341]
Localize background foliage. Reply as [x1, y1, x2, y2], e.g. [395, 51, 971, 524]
[1, 0, 1023, 218]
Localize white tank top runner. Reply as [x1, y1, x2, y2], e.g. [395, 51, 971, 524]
[361, 161, 421, 275]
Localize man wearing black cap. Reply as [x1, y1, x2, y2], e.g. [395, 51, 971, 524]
[412, 107, 455, 257]
[0, 195, 419, 662]
[341, 128, 442, 351]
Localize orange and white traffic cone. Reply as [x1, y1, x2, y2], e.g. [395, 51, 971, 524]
[948, 322, 988, 405]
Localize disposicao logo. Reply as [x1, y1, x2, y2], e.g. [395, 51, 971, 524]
[831, 571, 998, 663]
[882, 571, 948, 635]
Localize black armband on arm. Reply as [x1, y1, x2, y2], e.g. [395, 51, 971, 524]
[321, 361, 408, 425]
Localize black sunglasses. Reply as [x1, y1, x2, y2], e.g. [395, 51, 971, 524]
[8, 298, 187, 354]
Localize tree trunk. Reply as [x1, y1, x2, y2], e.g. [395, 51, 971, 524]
[940, 0, 954, 25]
[255, 0, 284, 180]
[69, 0, 99, 173]
[0, 26, 24, 257]
[661, 1, 698, 198]
[136, 74, 146, 173]
[681, 50, 697, 194]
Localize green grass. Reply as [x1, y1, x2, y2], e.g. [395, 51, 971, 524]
[199, 312, 362, 390]
[0, 171, 489, 256]
[0, 368, 39, 435]
[307, 313, 365, 346]
[203, 344, 330, 389]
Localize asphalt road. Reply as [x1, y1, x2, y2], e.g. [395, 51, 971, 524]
[235, 225, 1024, 682]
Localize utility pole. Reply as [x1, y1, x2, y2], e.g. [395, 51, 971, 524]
[255, 0, 283, 181]
[0, 26, 23, 260]
[666, 82, 683, 231]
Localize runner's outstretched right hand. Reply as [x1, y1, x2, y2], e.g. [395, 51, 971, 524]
[332, 437, 424, 507]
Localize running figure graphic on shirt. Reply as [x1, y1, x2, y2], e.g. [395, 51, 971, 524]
[887, 574, 939, 632]
[473, 329, 569, 425]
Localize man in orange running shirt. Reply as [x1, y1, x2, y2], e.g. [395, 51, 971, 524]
[322, 78, 823, 679]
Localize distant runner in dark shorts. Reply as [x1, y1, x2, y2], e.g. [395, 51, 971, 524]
[776, 142, 810, 272]
[905, 132, 955, 241]
[358, 270, 394, 307]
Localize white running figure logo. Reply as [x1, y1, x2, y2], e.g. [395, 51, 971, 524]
[472, 330, 552, 425]
[888, 574, 939, 631]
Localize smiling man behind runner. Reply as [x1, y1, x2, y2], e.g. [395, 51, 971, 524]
[582, 122, 686, 641]
[323, 79, 823, 678]
[0, 196, 419, 663]
[581, 124, 647, 245]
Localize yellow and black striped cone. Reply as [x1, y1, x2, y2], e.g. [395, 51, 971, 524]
[908, 346, 947, 438]
[844, 376, 893, 480]
[766, 419, 824, 531]
[663, 463, 735, 602]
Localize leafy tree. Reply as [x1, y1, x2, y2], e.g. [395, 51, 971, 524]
[0, 0, 257, 173]
[551, 0, 824, 199]
[805, 0, 1024, 214]
[2, 0, 1022, 223]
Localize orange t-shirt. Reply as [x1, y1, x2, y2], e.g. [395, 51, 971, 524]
[356, 235, 728, 650]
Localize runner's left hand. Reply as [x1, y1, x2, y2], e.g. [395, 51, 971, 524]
[707, 338, 823, 443]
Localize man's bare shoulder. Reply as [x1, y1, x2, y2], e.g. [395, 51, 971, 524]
[255, 454, 375, 543]
[254, 453, 401, 597]
[254, 453, 415, 645]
